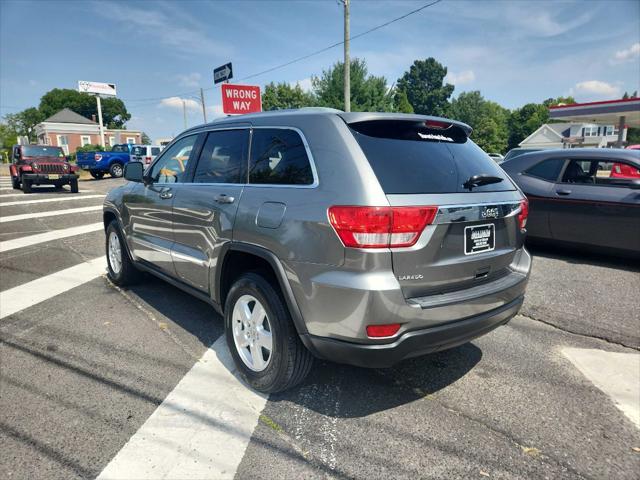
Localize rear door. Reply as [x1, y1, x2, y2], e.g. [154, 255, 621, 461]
[170, 129, 248, 292]
[348, 119, 524, 299]
[549, 158, 640, 251]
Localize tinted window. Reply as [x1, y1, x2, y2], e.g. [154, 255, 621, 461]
[151, 147, 161, 155]
[350, 120, 514, 194]
[525, 158, 564, 181]
[112, 144, 129, 153]
[149, 135, 197, 184]
[193, 129, 248, 184]
[131, 146, 145, 156]
[562, 159, 640, 186]
[249, 129, 313, 185]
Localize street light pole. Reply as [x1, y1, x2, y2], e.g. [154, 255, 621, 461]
[182, 99, 187, 130]
[200, 88, 207, 123]
[96, 95, 105, 148]
[343, 0, 350, 112]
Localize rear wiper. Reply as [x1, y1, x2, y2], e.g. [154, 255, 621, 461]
[463, 174, 504, 190]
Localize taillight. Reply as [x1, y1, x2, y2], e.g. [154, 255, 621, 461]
[328, 206, 438, 248]
[518, 198, 529, 231]
[424, 120, 451, 129]
[366, 323, 401, 338]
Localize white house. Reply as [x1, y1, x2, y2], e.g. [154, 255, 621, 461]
[519, 122, 628, 149]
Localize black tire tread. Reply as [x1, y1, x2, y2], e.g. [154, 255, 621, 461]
[106, 221, 141, 286]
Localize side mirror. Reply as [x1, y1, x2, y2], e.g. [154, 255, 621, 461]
[124, 161, 144, 182]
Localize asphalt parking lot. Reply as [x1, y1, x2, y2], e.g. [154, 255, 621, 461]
[1, 175, 638, 480]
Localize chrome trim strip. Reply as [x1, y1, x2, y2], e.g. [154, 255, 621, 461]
[434, 201, 521, 224]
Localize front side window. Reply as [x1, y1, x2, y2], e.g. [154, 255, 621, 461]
[249, 128, 314, 185]
[149, 135, 197, 184]
[193, 129, 248, 184]
[525, 158, 565, 182]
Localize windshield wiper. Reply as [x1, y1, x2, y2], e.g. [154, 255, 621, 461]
[463, 174, 504, 190]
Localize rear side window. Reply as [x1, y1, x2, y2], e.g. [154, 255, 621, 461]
[193, 129, 248, 184]
[151, 147, 161, 155]
[249, 129, 314, 185]
[349, 120, 514, 194]
[525, 158, 565, 181]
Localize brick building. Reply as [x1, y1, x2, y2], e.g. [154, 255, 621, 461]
[35, 108, 142, 154]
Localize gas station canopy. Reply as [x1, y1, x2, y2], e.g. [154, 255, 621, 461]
[549, 98, 640, 127]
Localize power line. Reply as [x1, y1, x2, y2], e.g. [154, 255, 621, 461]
[123, 0, 444, 104]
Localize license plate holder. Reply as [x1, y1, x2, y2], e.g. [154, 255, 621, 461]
[464, 224, 495, 255]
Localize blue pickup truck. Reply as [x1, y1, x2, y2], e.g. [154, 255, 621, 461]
[76, 144, 132, 179]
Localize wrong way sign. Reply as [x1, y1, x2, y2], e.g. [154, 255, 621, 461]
[221, 84, 262, 114]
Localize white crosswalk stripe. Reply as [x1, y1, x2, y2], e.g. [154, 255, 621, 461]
[0, 205, 103, 223]
[0, 194, 104, 207]
[0, 222, 103, 252]
[97, 336, 267, 480]
[0, 257, 106, 319]
[0, 190, 94, 198]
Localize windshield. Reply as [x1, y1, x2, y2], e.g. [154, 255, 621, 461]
[22, 146, 65, 158]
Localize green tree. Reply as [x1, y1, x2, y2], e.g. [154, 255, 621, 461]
[449, 91, 509, 153]
[395, 58, 454, 116]
[393, 89, 414, 113]
[141, 132, 151, 144]
[507, 103, 549, 150]
[0, 122, 19, 162]
[262, 82, 316, 110]
[543, 96, 576, 107]
[626, 127, 640, 144]
[312, 58, 394, 112]
[4, 107, 44, 142]
[39, 88, 131, 128]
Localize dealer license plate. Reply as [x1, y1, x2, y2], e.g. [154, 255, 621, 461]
[464, 224, 495, 255]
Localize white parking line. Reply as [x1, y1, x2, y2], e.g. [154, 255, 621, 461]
[563, 348, 640, 428]
[0, 194, 104, 207]
[97, 336, 267, 480]
[0, 222, 103, 252]
[0, 205, 103, 223]
[0, 256, 106, 319]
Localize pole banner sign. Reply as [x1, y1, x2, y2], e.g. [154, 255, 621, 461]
[78, 81, 117, 97]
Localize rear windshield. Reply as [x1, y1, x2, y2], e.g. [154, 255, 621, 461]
[349, 120, 515, 194]
[131, 146, 145, 156]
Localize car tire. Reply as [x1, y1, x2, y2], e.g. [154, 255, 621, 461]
[90, 171, 105, 180]
[70, 179, 79, 193]
[11, 176, 20, 189]
[110, 163, 124, 178]
[106, 221, 140, 286]
[21, 176, 32, 194]
[224, 272, 313, 393]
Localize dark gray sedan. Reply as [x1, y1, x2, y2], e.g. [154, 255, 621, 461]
[501, 148, 640, 255]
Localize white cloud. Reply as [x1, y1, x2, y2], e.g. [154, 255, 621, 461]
[613, 42, 640, 63]
[290, 78, 313, 93]
[207, 104, 225, 118]
[176, 73, 202, 88]
[159, 97, 201, 111]
[574, 80, 621, 98]
[445, 70, 475, 86]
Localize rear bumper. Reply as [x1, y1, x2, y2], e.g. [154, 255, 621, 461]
[23, 173, 77, 184]
[302, 295, 523, 368]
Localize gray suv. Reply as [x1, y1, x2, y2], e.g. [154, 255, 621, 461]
[103, 109, 531, 393]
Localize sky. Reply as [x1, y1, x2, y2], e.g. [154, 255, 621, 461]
[1, 0, 639, 141]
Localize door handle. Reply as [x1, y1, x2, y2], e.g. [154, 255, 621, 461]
[215, 194, 235, 204]
[159, 189, 173, 199]
[556, 189, 572, 196]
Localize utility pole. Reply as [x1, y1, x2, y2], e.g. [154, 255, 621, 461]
[200, 88, 207, 123]
[182, 99, 187, 130]
[342, 0, 350, 112]
[96, 95, 105, 148]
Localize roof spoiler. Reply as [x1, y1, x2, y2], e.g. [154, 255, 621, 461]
[338, 113, 472, 137]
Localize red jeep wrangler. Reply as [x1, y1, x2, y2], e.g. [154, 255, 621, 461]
[10, 144, 79, 193]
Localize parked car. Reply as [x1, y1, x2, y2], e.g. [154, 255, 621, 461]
[503, 148, 541, 163]
[77, 143, 132, 179]
[103, 110, 531, 392]
[9, 144, 79, 193]
[626, 144, 640, 150]
[488, 153, 504, 162]
[130, 144, 163, 166]
[500, 148, 640, 256]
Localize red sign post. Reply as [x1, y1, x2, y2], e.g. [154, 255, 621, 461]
[221, 84, 262, 114]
